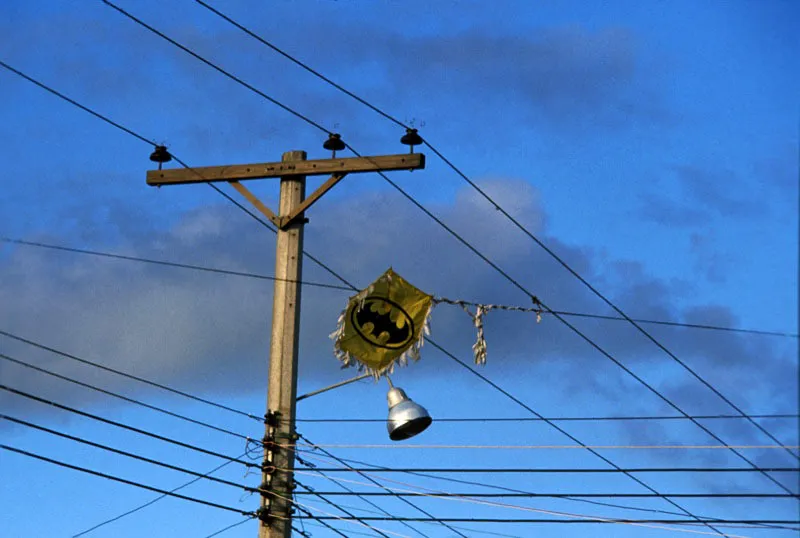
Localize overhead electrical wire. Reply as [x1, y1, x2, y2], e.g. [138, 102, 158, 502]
[0, 58, 736, 536]
[294, 472, 800, 534]
[1, 352, 252, 440]
[296, 413, 800, 423]
[0, 328, 261, 421]
[295, 480, 434, 538]
[1, 445, 255, 516]
[200, 517, 256, 538]
[0, 237, 353, 291]
[294, 491, 797, 500]
[187, 0, 799, 466]
[295, 449, 798, 533]
[2, 414, 262, 494]
[297, 516, 799, 525]
[6, 40, 792, 532]
[299, 434, 470, 538]
[293, 481, 395, 538]
[293, 466, 800, 474]
[1, 385, 258, 468]
[291, 470, 769, 537]
[5, 236, 794, 338]
[72, 455, 245, 537]
[296, 470, 439, 538]
[292, 442, 799, 451]
[89, 9, 791, 533]
[275, 489, 414, 538]
[99, 2, 797, 513]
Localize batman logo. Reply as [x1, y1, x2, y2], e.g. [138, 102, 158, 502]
[351, 297, 414, 349]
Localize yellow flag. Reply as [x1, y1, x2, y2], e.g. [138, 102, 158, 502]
[332, 268, 433, 376]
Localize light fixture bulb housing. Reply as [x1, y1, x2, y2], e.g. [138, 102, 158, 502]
[386, 387, 432, 441]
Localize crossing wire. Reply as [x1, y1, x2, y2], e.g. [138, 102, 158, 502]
[293, 481, 394, 538]
[3, 414, 263, 493]
[99, 4, 796, 509]
[300, 434, 469, 538]
[295, 471, 435, 538]
[295, 413, 800, 423]
[0, 327, 262, 421]
[292, 466, 800, 474]
[5, 236, 795, 338]
[294, 450, 798, 533]
[0, 57, 726, 535]
[1, 352, 252, 440]
[298, 516, 800, 525]
[72, 455, 245, 537]
[189, 0, 799, 464]
[0, 237, 353, 291]
[1, 385, 259, 468]
[0, 53, 753, 536]
[2, 445, 255, 516]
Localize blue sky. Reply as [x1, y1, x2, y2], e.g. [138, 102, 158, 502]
[1, 1, 798, 537]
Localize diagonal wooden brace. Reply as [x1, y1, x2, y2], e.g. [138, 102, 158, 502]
[228, 181, 281, 228]
[278, 173, 347, 229]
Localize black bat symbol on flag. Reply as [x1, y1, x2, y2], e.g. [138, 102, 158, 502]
[352, 298, 414, 349]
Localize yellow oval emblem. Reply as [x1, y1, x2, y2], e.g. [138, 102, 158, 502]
[350, 297, 414, 349]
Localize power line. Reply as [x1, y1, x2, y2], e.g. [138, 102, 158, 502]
[1, 385, 258, 468]
[294, 491, 798, 499]
[0, 60, 155, 146]
[6, 237, 793, 338]
[295, 480, 433, 538]
[104, 4, 796, 509]
[3, 414, 261, 493]
[426, 134, 800, 464]
[293, 481, 394, 538]
[0, 328, 261, 421]
[1, 352, 252, 440]
[2, 444, 255, 516]
[297, 516, 800, 525]
[192, 0, 408, 131]
[102, 0, 330, 135]
[296, 467, 798, 532]
[201, 517, 256, 538]
[188, 0, 798, 471]
[72, 455, 245, 537]
[292, 442, 798, 451]
[295, 450, 798, 533]
[292, 466, 800, 474]
[296, 413, 799, 424]
[299, 434, 469, 538]
[0, 52, 739, 536]
[0, 237, 353, 291]
[293, 505, 350, 538]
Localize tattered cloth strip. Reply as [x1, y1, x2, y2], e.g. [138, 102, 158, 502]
[432, 297, 543, 365]
[331, 268, 433, 378]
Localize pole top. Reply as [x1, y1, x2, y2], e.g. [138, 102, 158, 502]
[282, 150, 307, 161]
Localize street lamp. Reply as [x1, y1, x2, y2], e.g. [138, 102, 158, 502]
[386, 379, 432, 441]
[296, 374, 433, 441]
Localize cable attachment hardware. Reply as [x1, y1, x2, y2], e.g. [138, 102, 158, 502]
[256, 506, 273, 525]
[400, 128, 423, 153]
[261, 464, 276, 475]
[149, 145, 172, 170]
[264, 410, 281, 427]
[322, 133, 346, 158]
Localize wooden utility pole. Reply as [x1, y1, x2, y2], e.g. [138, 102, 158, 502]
[146, 145, 425, 538]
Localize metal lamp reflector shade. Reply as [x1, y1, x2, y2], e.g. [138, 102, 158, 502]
[386, 387, 432, 441]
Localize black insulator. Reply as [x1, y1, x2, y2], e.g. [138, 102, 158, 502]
[323, 133, 346, 152]
[400, 128, 423, 147]
[149, 145, 172, 163]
